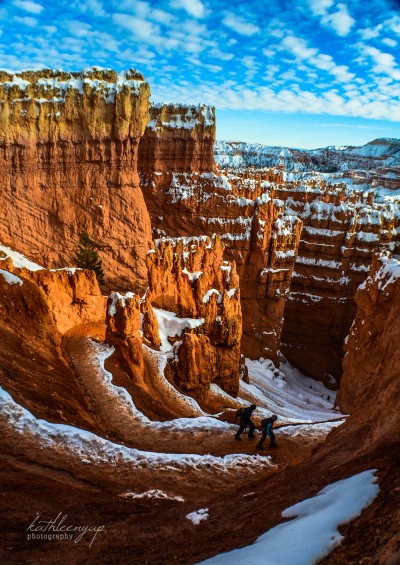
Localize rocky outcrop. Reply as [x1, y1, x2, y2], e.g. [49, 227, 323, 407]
[1, 250, 106, 334]
[146, 235, 242, 397]
[142, 134, 400, 382]
[0, 249, 107, 427]
[140, 154, 301, 362]
[337, 256, 400, 447]
[279, 182, 400, 384]
[138, 103, 216, 174]
[0, 68, 153, 291]
[105, 292, 144, 383]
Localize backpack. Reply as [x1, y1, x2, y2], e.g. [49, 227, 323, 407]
[261, 417, 272, 429]
[235, 408, 244, 421]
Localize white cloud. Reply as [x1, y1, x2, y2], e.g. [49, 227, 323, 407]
[308, 0, 334, 15]
[363, 45, 400, 80]
[86, 0, 106, 17]
[209, 48, 234, 61]
[281, 35, 354, 83]
[382, 37, 397, 48]
[67, 20, 92, 37]
[222, 12, 259, 36]
[170, 0, 205, 18]
[14, 15, 37, 27]
[281, 35, 318, 60]
[326, 3, 355, 36]
[112, 13, 160, 41]
[359, 25, 382, 40]
[42, 25, 57, 34]
[152, 77, 400, 121]
[13, 0, 43, 14]
[385, 15, 400, 35]
[308, 0, 355, 36]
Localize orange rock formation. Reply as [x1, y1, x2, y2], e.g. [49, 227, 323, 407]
[146, 235, 242, 397]
[337, 255, 400, 447]
[0, 68, 153, 291]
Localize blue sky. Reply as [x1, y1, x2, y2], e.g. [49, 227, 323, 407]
[1, 0, 399, 148]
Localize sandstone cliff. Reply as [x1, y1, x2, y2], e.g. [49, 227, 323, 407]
[105, 291, 144, 383]
[0, 246, 106, 333]
[140, 113, 400, 382]
[0, 68, 153, 291]
[138, 103, 216, 174]
[146, 235, 242, 397]
[0, 246, 106, 427]
[337, 255, 400, 447]
[279, 183, 400, 384]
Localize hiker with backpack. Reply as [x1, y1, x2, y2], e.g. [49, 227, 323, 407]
[235, 404, 257, 441]
[256, 415, 278, 450]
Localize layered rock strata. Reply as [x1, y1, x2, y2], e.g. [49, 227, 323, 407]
[106, 292, 144, 383]
[337, 255, 400, 447]
[278, 181, 400, 384]
[146, 235, 242, 397]
[139, 123, 301, 362]
[138, 103, 216, 174]
[139, 110, 400, 382]
[0, 68, 152, 291]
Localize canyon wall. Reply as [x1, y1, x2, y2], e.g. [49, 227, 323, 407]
[138, 108, 400, 383]
[278, 182, 400, 384]
[337, 256, 400, 447]
[138, 103, 216, 174]
[146, 235, 242, 397]
[0, 68, 153, 291]
[139, 109, 300, 363]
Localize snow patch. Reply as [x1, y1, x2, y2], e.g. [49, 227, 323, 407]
[200, 470, 379, 564]
[0, 269, 23, 285]
[187, 508, 209, 525]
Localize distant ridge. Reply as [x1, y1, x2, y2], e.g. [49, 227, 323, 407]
[214, 138, 400, 172]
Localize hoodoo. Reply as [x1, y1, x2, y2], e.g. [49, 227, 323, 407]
[0, 56, 399, 565]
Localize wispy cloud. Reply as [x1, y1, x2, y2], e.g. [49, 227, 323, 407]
[170, 0, 206, 18]
[308, 0, 355, 36]
[222, 12, 259, 35]
[13, 0, 43, 15]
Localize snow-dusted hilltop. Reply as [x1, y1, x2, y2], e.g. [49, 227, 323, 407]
[215, 138, 400, 174]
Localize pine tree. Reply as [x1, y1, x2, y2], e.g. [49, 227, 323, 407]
[75, 232, 105, 285]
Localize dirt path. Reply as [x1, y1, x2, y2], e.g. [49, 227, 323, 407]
[61, 323, 318, 461]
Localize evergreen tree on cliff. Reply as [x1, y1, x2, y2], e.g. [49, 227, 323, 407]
[75, 233, 105, 285]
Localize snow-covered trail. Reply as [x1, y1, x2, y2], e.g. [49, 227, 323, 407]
[63, 325, 241, 455]
[240, 358, 343, 424]
[0, 385, 275, 499]
[0, 320, 345, 499]
[62, 324, 343, 453]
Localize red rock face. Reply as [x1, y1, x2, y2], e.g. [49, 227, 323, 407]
[140, 157, 300, 363]
[146, 235, 242, 397]
[0, 69, 153, 292]
[1, 254, 106, 334]
[140, 109, 400, 383]
[106, 292, 144, 382]
[0, 254, 106, 427]
[279, 182, 400, 384]
[337, 256, 400, 447]
[138, 104, 216, 174]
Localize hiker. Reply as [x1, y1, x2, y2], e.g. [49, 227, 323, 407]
[256, 415, 278, 450]
[235, 404, 257, 441]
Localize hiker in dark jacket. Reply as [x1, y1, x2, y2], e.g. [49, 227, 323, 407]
[235, 404, 257, 441]
[256, 415, 278, 450]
